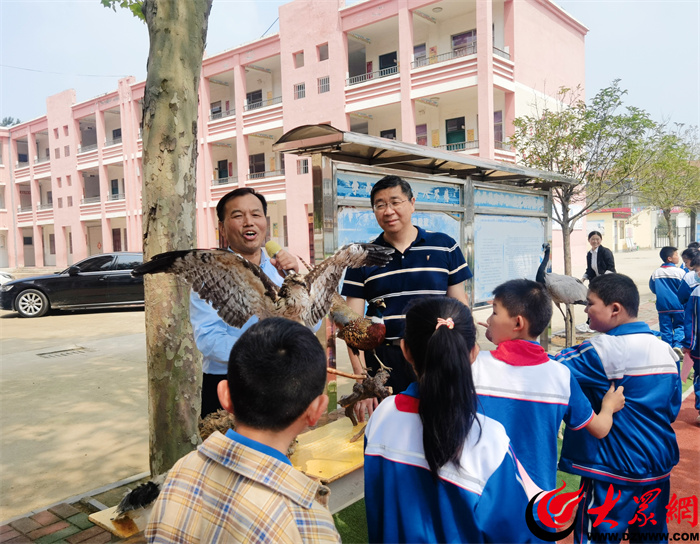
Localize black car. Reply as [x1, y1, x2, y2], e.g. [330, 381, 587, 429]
[0, 252, 144, 318]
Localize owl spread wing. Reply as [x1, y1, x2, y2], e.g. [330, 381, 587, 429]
[133, 250, 280, 328]
[300, 243, 394, 325]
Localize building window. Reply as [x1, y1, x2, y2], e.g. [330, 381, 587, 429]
[297, 158, 309, 175]
[380, 129, 397, 140]
[56, 177, 62, 188]
[49, 234, 56, 255]
[47, 191, 52, 205]
[66, 175, 72, 186]
[246, 89, 263, 109]
[294, 51, 304, 68]
[318, 76, 330, 94]
[68, 232, 73, 254]
[416, 124, 428, 146]
[53, 128, 59, 139]
[249, 153, 265, 178]
[318, 43, 329, 61]
[54, 148, 60, 159]
[210, 100, 222, 119]
[0, 186, 5, 209]
[67, 196, 73, 207]
[414, 43, 427, 66]
[294, 83, 306, 100]
[494, 110, 504, 144]
[63, 125, 69, 136]
[64, 145, 70, 157]
[452, 30, 477, 56]
[58, 198, 63, 209]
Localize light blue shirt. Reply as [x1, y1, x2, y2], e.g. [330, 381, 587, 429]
[190, 248, 284, 375]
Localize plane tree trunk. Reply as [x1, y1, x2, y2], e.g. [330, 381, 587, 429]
[141, 0, 212, 476]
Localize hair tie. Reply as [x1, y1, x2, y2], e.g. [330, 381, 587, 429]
[435, 317, 454, 330]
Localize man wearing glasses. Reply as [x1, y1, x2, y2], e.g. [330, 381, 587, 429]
[341, 175, 471, 421]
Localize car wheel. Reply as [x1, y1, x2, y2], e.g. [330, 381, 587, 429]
[16, 289, 49, 318]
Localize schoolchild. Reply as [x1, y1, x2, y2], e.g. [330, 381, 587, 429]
[363, 296, 538, 543]
[649, 246, 686, 350]
[555, 274, 681, 544]
[146, 318, 341, 543]
[681, 252, 700, 423]
[472, 279, 625, 491]
[677, 248, 699, 306]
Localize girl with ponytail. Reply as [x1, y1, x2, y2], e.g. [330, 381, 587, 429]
[363, 296, 536, 543]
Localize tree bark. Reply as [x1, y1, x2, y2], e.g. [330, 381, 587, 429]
[559, 206, 575, 346]
[663, 209, 675, 247]
[141, 0, 212, 476]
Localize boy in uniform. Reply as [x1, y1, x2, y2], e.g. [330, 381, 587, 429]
[649, 246, 686, 352]
[473, 279, 625, 492]
[556, 274, 681, 544]
[681, 252, 700, 423]
[146, 318, 341, 543]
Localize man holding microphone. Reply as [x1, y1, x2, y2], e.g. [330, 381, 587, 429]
[191, 187, 298, 417]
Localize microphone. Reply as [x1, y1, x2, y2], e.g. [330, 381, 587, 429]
[265, 241, 290, 277]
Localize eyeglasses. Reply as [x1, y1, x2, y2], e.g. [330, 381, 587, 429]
[372, 199, 409, 212]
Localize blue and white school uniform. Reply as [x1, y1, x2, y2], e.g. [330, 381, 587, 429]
[364, 382, 537, 544]
[555, 322, 681, 543]
[681, 282, 700, 410]
[649, 263, 686, 347]
[473, 340, 594, 491]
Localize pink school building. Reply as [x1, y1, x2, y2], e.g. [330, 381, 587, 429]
[0, 0, 587, 271]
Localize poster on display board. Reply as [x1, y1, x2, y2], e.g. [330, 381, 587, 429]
[472, 214, 547, 305]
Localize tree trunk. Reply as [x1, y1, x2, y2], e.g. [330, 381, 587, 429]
[560, 204, 575, 346]
[142, 0, 212, 476]
[663, 209, 675, 247]
[691, 210, 697, 243]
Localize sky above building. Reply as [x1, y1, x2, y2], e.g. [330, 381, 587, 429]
[1, 0, 698, 129]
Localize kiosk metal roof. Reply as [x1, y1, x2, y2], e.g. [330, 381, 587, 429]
[273, 124, 574, 189]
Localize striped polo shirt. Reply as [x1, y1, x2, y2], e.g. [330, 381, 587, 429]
[341, 225, 472, 340]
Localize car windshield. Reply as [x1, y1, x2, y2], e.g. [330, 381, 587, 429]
[63, 255, 115, 274]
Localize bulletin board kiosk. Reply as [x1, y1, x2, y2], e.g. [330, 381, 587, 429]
[274, 124, 573, 308]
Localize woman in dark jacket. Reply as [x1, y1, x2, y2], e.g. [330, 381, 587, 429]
[578, 231, 616, 333]
[582, 230, 616, 282]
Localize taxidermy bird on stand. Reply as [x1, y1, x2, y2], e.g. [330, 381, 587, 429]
[535, 243, 589, 346]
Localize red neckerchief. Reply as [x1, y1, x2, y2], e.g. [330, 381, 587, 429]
[491, 339, 550, 366]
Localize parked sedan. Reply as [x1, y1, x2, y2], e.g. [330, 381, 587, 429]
[0, 253, 144, 318]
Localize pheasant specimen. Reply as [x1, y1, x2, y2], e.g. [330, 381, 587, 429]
[535, 243, 589, 322]
[132, 243, 394, 328]
[330, 294, 386, 355]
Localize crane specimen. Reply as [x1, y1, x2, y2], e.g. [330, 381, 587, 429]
[535, 243, 589, 326]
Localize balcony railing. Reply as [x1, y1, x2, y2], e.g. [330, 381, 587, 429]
[105, 137, 122, 147]
[34, 156, 51, 165]
[346, 66, 399, 86]
[81, 196, 101, 204]
[37, 202, 53, 210]
[411, 45, 476, 69]
[210, 108, 235, 121]
[435, 141, 479, 152]
[493, 47, 511, 60]
[18, 204, 33, 212]
[16, 161, 29, 168]
[213, 176, 238, 186]
[78, 143, 98, 154]
[246, 169, 284, 180]
[109, 193, 125, 201]
[495, 140, 512, 151]
[243, 96, 282, 111]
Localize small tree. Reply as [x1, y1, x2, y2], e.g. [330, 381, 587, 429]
[102, 0, 213, 475]
[637, 126, 700, 247]
[1, 117, 21, 126]
[510, 81, 661, 344]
